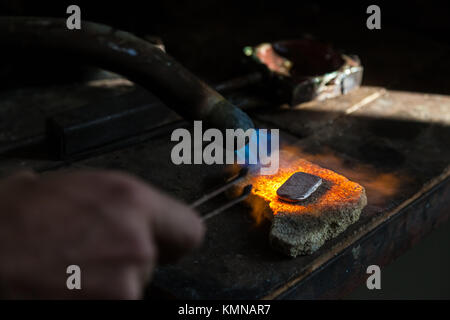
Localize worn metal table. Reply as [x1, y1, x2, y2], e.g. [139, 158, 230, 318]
[0, 81, 448, 299]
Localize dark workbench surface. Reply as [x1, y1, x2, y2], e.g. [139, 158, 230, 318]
[0, 79, 448, 299]
[150, 86, 450, 299]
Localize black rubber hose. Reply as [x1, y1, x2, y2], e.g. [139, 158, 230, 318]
[0, 16, 254, 132]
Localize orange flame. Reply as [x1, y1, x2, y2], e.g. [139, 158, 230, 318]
[241, 145, 404, 224]
[249, 158, 364, 215]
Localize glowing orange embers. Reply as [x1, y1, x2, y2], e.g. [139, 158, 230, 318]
[249, 158, 365, 216]
[244, 154, 367, 257]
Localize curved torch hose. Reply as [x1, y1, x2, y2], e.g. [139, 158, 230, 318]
[0, 16, 254, 132]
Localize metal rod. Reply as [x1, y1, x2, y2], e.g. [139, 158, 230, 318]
[215, 72, 264, 93]
[190, 168, 248, 208]
[202, 184, 252, 220]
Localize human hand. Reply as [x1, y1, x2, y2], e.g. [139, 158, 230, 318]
[0, 170, 204, 299]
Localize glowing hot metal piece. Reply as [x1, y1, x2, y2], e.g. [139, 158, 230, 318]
[276, 172, 322, 202]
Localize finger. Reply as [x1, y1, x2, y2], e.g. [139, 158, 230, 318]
[4, 170, 37, 182]
[91, 170, 206, 263]
[44, 170, 205, 263]
[0, 170, 38, 193]
[145, 189, 205, 263]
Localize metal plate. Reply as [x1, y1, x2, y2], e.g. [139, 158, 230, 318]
[276, 172, 322, 202]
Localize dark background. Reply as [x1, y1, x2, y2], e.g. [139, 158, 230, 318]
[1, 1, 450, 94]
[1, 0, 449, 299]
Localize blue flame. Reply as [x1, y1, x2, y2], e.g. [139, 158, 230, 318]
[235, 129, 275, 172]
